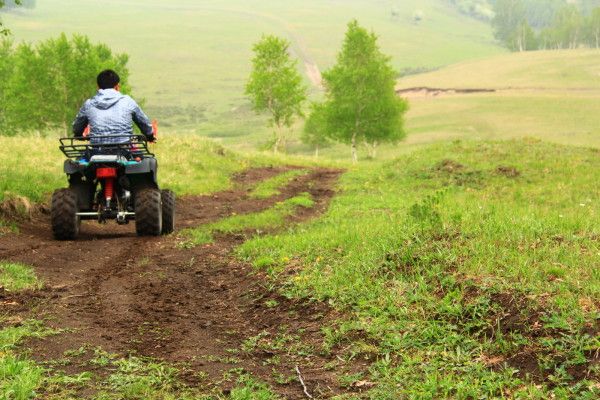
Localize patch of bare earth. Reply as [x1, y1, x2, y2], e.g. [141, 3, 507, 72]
[0, 167, 371, 399]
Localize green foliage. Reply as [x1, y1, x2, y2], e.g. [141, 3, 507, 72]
[492, 0, 537, 51]
[545, 4, 585, 49]
[245, 35, 307, 153]
[321, 20, 408, 163]
[0, 319, 55, 400]
[587, 7, 600, 47]
[0, 355, 44, 400]
[491, 0, 600, 51]
[0, 33, 129, 135]
[229, 374, 280, 400]
[301, 103, 331, 157]
[0, 262, 40, 291]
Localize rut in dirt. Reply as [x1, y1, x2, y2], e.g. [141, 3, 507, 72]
[0, 166, 370, 399]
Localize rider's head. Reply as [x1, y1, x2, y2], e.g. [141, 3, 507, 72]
[97, 69, 121, 91]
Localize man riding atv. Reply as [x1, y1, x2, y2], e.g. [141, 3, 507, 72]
[50, 70, 175, 240]
[72, 69, 154, 144]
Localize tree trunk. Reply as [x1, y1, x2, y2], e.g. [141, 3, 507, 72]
[351, 133, 357, 164]
[314, 144, 319, 158]
[371, 141, 378, 159]
[273, 128, 279, 154]
[273, 124, 285, 154]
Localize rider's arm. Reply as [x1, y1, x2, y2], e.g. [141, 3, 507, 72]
[131, 100, 154, 141]
[72, 102, 89, 137]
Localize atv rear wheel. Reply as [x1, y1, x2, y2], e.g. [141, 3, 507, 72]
[161, 189, 176, 235]
[51, 188, 80, 240]
[135, 188, 162, 236]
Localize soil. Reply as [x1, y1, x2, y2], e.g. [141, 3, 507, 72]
[0, 166, 371, 399]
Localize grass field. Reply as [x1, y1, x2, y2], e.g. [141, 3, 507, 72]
[239, 139, 600, 398]
[1, 137, 599, 397]
[392, 50, 600, 151]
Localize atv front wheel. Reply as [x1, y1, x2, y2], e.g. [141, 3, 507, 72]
[51, 188, 80, 240]
[135, 188, 162, 236]
[161, 189, 176, 235]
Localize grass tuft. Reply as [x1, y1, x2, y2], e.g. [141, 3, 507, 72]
[249, 169, 310, 199]
[0, 262, 41, 292]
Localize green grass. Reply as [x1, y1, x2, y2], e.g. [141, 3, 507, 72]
[0, 262, 40, 291]
[238, 140, 600, 397]
[0, 134, 261, 203]
[229, 374, 280, 400]
[182, 192, 315, 246]
[0, 262, 48, 400]
[0, 320, 57, 400]
[249, 169, 309, 199]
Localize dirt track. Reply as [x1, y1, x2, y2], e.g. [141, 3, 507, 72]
[0, 167, 368, 399]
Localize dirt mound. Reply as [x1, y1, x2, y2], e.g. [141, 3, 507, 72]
[0, 195, 39, 220]
[435, 159, 464, 173]
[0, 167, 362, 399]
[496, 165, 521, 178]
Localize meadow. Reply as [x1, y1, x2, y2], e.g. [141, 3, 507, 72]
[1, 1, 600, 398]
[2, 136, 598, 398]
[397, 50, 600, 149]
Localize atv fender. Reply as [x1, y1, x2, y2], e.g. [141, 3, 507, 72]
[126, 157, 158, 186]
[64, 160, 86, 175]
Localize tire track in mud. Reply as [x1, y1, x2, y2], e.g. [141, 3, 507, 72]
[0, 166, 369, 399]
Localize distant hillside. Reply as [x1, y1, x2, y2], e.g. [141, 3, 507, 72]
[2, 0, 503, 130]
[398, 49, 600, 89]
[396, 49, 600, 149]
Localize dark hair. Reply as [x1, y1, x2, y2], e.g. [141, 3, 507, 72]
[97, 69, 120, 89]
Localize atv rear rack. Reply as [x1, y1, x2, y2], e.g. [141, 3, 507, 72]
[59, 135, 154, 160]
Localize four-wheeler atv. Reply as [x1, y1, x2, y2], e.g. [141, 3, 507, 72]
[51, 134, 175, 240]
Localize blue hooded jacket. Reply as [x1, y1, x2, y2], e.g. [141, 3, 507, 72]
[72, 89, 153, 144]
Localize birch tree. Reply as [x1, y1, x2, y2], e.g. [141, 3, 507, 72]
[245, 35, 307, 153]
[301, 102, 331, 158]
[321, 20, 408, 163]
[587, 8, 600, 48]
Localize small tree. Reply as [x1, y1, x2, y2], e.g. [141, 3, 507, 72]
[301, 102, 331, 158]
[322, 20, 408, 163]
[0, 39, 12, 131]
[587, 8, 600, 48]
[492, 0, 526, 50]
[553, 5, 584, 49]
[246, 35, 307, 153]
[1, 33, 130, 135]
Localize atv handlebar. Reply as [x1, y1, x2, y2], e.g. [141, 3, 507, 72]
[59, 134, 155, 160]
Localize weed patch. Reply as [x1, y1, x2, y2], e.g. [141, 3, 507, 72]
[0, 262, 41, 292]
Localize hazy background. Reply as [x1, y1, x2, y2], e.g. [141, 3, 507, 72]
[3, 0, 600, 154]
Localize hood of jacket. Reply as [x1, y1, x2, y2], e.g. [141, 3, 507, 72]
[90, 89, 125, 110]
